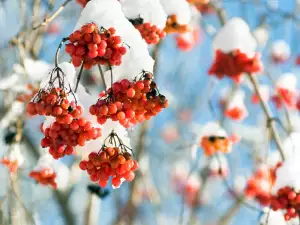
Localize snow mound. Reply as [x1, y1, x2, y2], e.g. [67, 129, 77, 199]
[159, 0, 191, 25]
[120, 0, 167, 29]
[213, 17, 257, 57]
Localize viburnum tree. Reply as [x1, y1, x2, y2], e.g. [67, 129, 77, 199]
[0, 0, 300, 225]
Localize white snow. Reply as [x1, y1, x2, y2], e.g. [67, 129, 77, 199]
[271, 40, 291, 60]
[260, 209, 286, 225]
[5, 143, 24, 166]
[276, 73, 297, 92]
[120, 0, 167, 29]
[0, 101, 24, 129]
[199, 122, 228, 138]
[159, 0, 191, 25]
[213, 17, 257, 57]
[253, 26, 269, 47]
[13, 58, 52, 82]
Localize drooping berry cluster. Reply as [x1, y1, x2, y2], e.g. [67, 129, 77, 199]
[164, 15, 189, 34]
[79, 131, 139, 188]
[66, 23, 127, 69]
[30, 168, 57, 189]
[270, 186, 300, 221]
[208, 49, 263, 83]
[200, 136, 232, 156]
[129, 18, 165, 45]
[26, 67, 83, 124]
[76, 0, 89, 7]
[90, 71, 168, 128]
[41, 119, 101, 159]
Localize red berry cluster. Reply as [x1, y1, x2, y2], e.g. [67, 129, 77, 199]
[270, 186, 300, 221]
[27, 88, 83, 124]
[89, 72, 168, 128]
[30, 168, 57, 189]
[244, 167, 273, 206]
[26, 67, 83, 124]
[209, 49, 263, 83]
[271, 88, 297, 109]
[129, 18, 165, 45]
[41, 119, 101, 159]
[79, 131, 138, 188]
[66, 23, 127, 69]
[76, 0, 89, 7]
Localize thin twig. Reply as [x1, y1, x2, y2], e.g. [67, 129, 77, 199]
[32, 0, 73, 30]
[55, 37, 69, 67]
[247, 73, 285, 161]
[98, 65, 107, 90]
[75, 62, 85, 92]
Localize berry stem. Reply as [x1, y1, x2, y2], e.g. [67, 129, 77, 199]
[55, 37, 69, 67]
[74, 62, 85, 93]
[98, 65, 107, 90]
[248, 73, 285, 161]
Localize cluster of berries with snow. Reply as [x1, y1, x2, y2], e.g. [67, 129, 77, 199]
[164, 15, 189, 34]
[79, 131, 139, 188]
[26, 68, 83, 124]
[30, 168, 57, 189]
[27, 67, 101, 159]
[176, 27, 200, 52]
[221, 90, 248, 121]
[209, 49, 263, 83]
[129, 17, 165, 45]
[41, 119, 101, 159]
[90, 71, 168, 128]
[271, 73, 297, 109]
[244, 165, 278, 206]
[66, 23, 127, 69]
[200, 123, 233, 156]
[270, 40, 291, 64]
[1, 145, 24, 173]
[201, 136, 232, 156]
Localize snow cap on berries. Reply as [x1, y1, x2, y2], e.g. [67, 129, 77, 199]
[120, 0, 167, 29]
[213, 17, 257, 57]
[159, 0, 191, 24]
[2, 144, 24, 172]
[75, 0, 154, 83]
[272, 155, 300, 193]
[276, 73, 297, 92]
[270, 40, 291, 61]
[33, 153, 70, 190]
[225, 90, 245, 108]
[199, 122, 228, 138]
